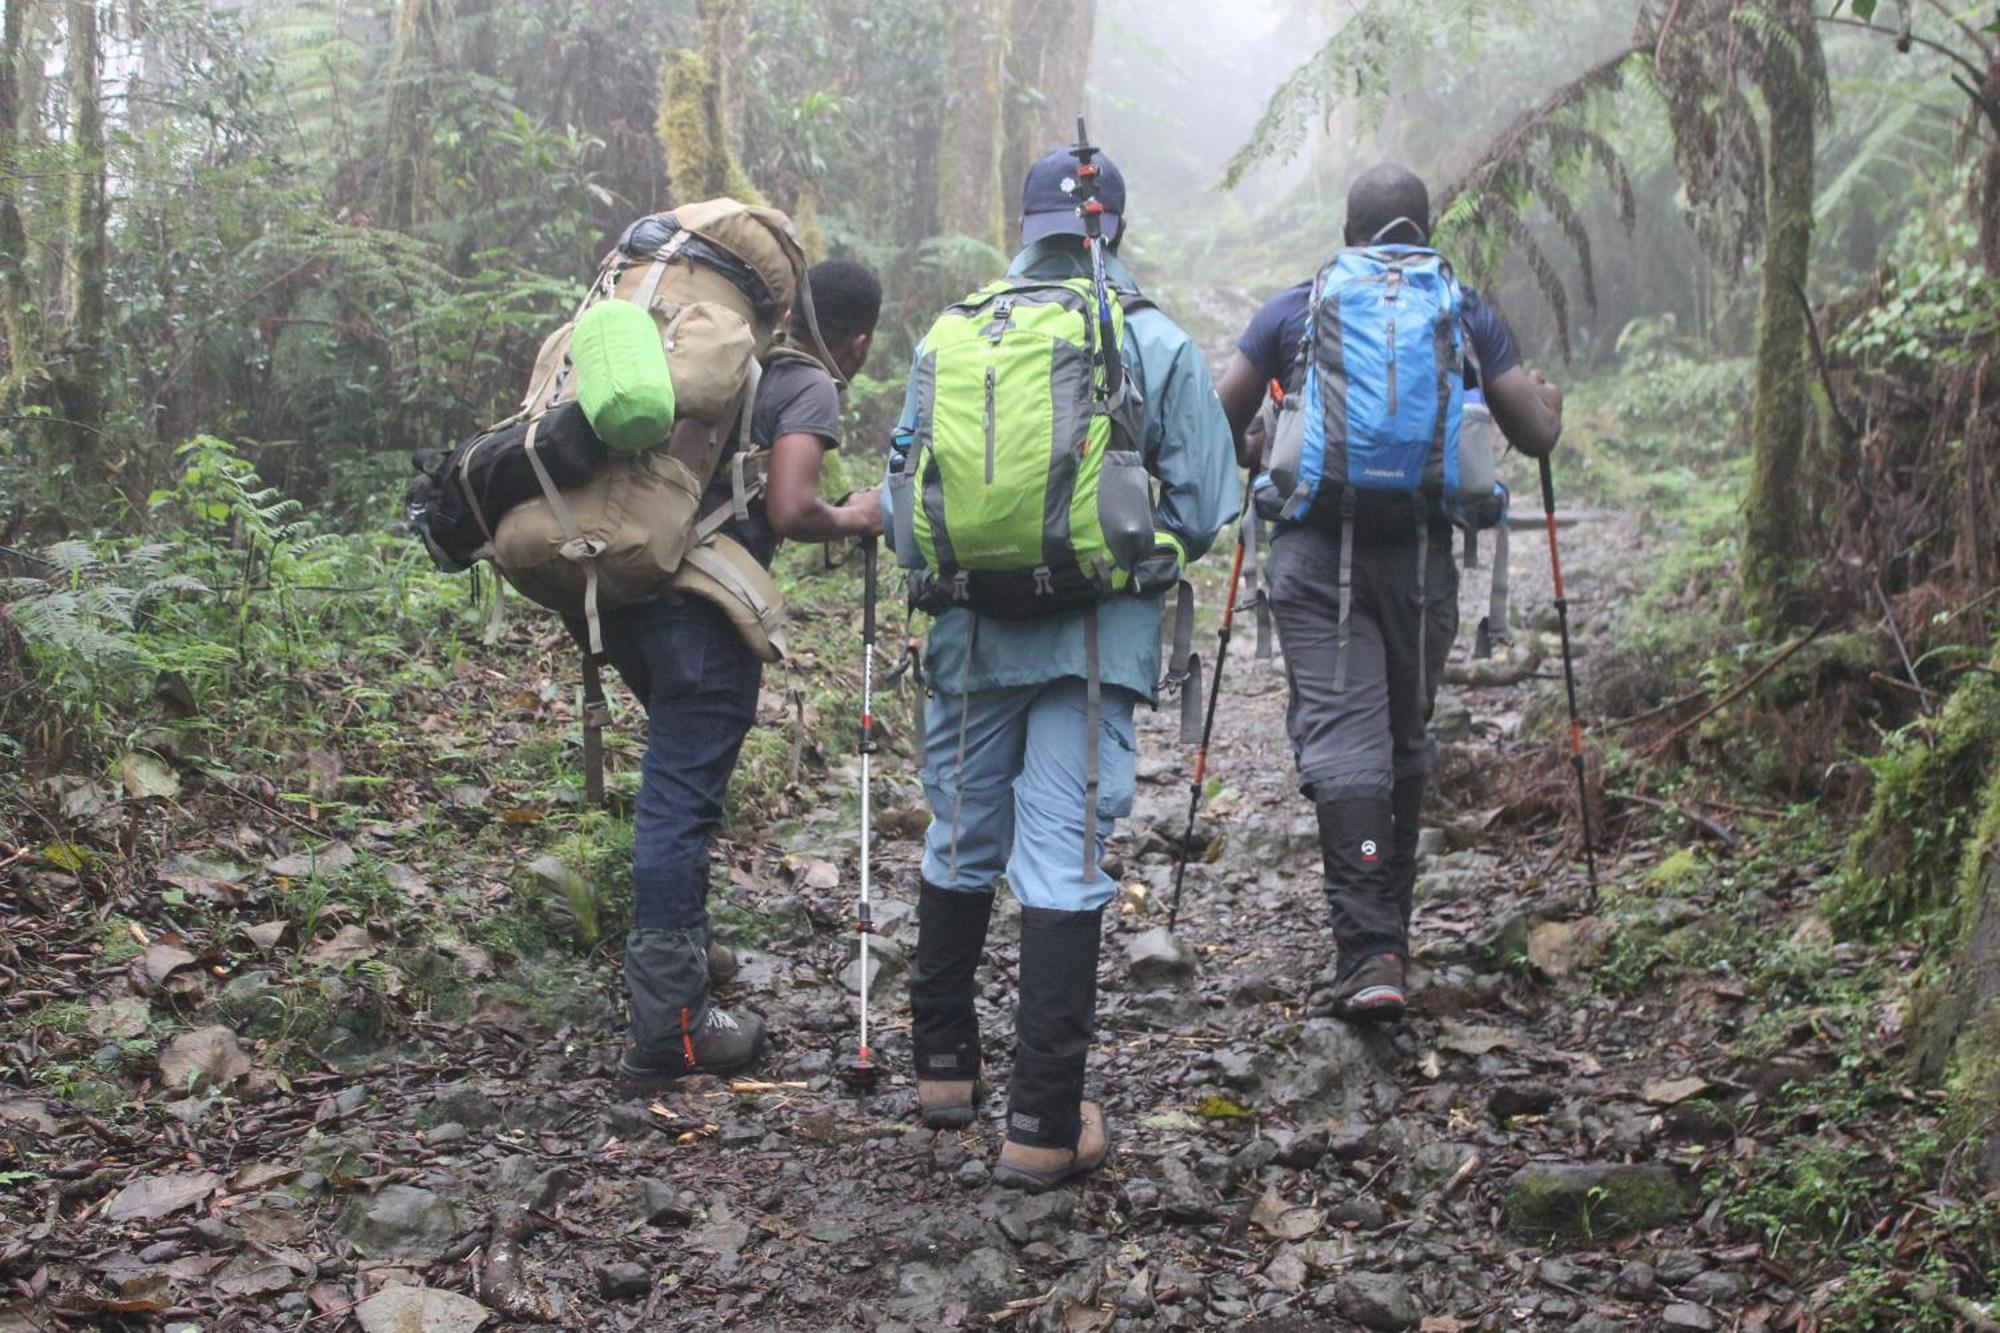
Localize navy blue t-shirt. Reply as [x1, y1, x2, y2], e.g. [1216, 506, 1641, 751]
[1236, 279, 1521, 391]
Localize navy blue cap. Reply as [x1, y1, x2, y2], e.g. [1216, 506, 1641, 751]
[1020, 146, 1124, 246]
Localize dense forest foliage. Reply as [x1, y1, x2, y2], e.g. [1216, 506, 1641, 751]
[4, 0, 2000, 1329]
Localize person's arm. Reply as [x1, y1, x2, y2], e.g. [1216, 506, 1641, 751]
[765, 432, 881, 542]
[1481, 365, 1564, 459]
[1145, 335, 1241, 576]
[1215, 351, 1272, 471]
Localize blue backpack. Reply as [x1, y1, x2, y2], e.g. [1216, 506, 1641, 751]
[1263, 244, 1473, 524]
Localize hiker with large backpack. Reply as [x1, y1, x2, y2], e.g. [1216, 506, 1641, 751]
[409, 203, 882, 1081]
[883, 137, 1239, 1191]
[1213, 165, 1564, 1024]
[603, 259, 884, 1085]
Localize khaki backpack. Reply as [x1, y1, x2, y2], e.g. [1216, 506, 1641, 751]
[473, 199, 838, 801]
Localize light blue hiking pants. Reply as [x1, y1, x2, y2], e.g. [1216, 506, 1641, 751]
[919, 678, 1140, 912]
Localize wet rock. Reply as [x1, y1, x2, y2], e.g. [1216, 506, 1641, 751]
[1326, 1119, 1375, 1160]
[1267, 1020, 1385, 1111]
[1333, 1271, 1419, 1330]
[1612, 1259, 1660, 1299]
[997, 1193, 1072, 1245]
[1503, 1163, 1697, 1238]
[1663, 1303, 1719, 1331]
[1332, 1196, 1387, 1231]
[1207, 1048, 1258, 1088]
[1654, 1249, 1708, 1284]
[1230, 972, 1290, 1006]
[340, 1184, 464, 1260]
[636, 1178, 695, 1226]
[488, 1157, 577, 1210]
[1156, 1156, 1216, 1222]
[840, 935, 906, 994]
[1573, 1316, 1628, 1333]
[1683, 1270, 1749, 1304]
[1127, 927, 1198, 990]
[1489, 1083, 1560, 1120]
[425, 1121, 469, 1148]
[420, 1082, 506, 1130]
[1273, 1125, 1330, 1169]
[598, 1261, 651, 1300]
[213, 971, 286, 1035]
[956, 1158, 989, 1189]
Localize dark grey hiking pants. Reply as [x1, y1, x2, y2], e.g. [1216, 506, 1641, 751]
[1268, 522, 1459, 801]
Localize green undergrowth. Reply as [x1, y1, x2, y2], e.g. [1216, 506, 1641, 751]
[2, 437, 882, 1093]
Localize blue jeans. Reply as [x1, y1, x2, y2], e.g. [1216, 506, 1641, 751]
[600, 597, 763, 933]
[920, 678, 1139, 912]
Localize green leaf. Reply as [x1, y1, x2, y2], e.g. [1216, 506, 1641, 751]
[1196, 1094, 1256, 1120]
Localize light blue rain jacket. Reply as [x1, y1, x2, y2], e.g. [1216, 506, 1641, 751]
[881, 238, 1241, 703]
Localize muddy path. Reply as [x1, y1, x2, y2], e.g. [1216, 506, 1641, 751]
[3, 494, 1822, 1333]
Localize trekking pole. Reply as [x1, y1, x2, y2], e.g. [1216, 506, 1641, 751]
[1168, 506, 1250, 932]
[1537, 455, 1598, 887]
[840, 535, 883, 1089]
[1069, 117, 1123, 401]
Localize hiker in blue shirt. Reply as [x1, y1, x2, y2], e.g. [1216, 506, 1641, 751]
[1215, 165, 1564, 1025]
[883, 148, 1239, 1190]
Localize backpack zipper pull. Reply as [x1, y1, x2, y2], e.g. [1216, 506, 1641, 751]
[984, 364, 997, 484]
[1386, 315, 1399, 416]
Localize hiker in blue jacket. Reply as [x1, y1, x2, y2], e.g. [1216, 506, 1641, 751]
[883, 148, 1239, 1189]
[1214, 165, 1564, 1024]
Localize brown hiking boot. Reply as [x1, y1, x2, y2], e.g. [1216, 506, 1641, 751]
[917, 1077, 986, 1129]
[993, 1101, 1110, 1192]
[1330, 952, 1407, 1024]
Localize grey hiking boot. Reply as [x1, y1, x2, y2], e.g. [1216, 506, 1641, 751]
[619, 1004, 766, 1086]
[620, 927, 766, 1086]
[1327, 952, 1407, 1025]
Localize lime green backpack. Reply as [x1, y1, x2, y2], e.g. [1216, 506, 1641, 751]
[895, 277, 1159, 619]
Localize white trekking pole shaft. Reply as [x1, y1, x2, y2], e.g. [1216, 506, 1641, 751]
[845, 535, 882, 1086]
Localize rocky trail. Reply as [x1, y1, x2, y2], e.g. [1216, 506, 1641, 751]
[1, 496, 1859, 1332]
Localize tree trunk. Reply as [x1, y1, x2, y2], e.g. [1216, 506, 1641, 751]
[0, 0, 36, 391]
[54, 0, 105, 453]
[1978, 54, 1999, 276]
[382, 0, 440, 232]
[1739, 1, 1818, 623]
[1910, 659, 2000, 1191]
[697, 0, 749, 169]
[1002, 0, 1095, 239]
[937, 0, 1007, 252]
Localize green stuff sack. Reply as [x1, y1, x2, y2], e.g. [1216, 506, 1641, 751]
[571, 299, 677, 453]
[897, 278, 1158, 619]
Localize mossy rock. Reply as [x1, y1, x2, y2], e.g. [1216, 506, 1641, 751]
[1502, 1162, 1698, 1239]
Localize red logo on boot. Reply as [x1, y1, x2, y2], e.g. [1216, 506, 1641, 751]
[1360, 840, 1380, 863]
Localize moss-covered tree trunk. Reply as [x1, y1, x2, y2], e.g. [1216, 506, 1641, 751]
[1739, 0, 1819, 624]
[696, 0, 748, 168]
[1978, 54, 1999, 276]
[382, 0, 441, 232]
[53, 0, 105, 461]
[1001, 0, 1095, 238]
[937, 0, 1007, 252]
[1912, 664, 2000, 1189]
[0, 0, 36, 393]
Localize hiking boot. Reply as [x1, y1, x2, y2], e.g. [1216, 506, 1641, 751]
[918, 1076, 988, 1130]
[1000, 905, 1105, 1188]
[618, 1003, 766, 1087]
[621, 927, 766, 1086]
[994, 1100, 1110, 1192]
[1329, 952, 1407, 1024]
[909, 882, 994, 1128]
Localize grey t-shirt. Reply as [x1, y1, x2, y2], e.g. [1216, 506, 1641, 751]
[705, 354, 842, 567]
